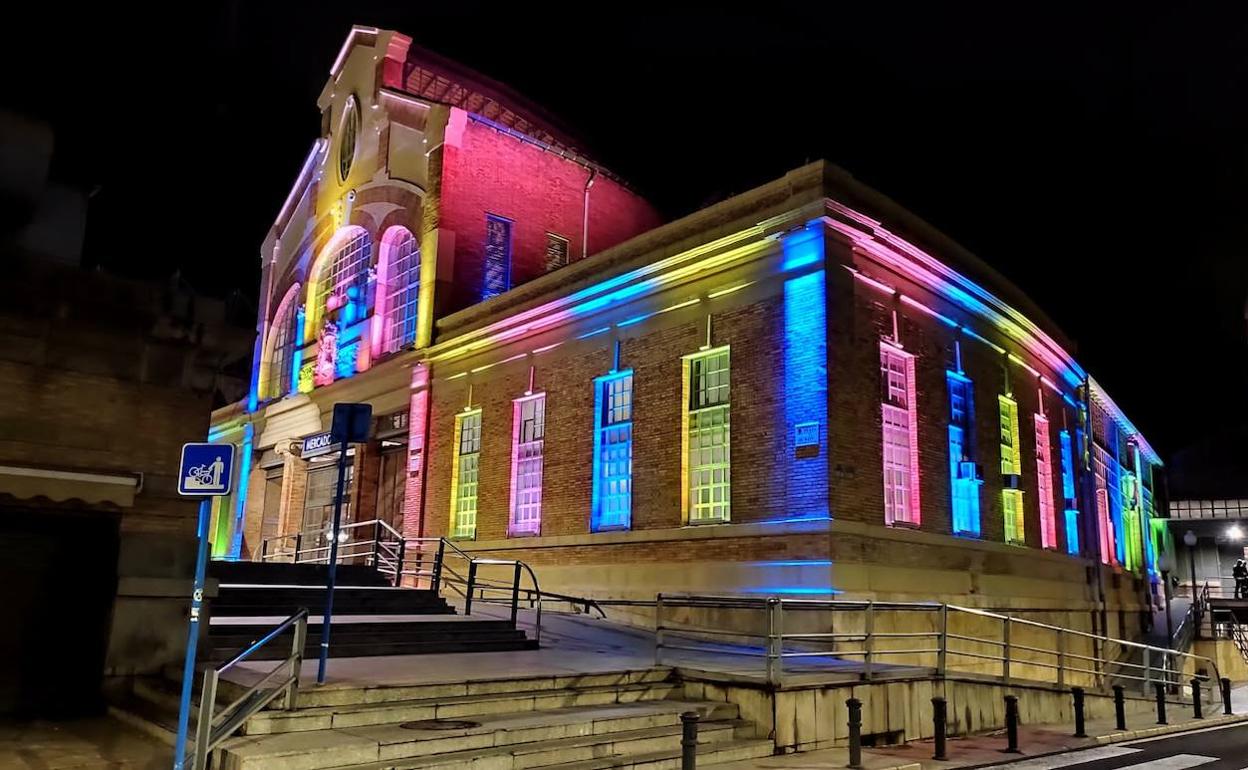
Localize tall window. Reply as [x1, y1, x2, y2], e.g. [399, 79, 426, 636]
[881, 343, 920, 526]
[383, 229, 420, 353]
[483, 215, 512, 299]
[1059, 429, 1079, 554]
[947, 372, 980, 536]
[314, 228, 372, 330]
[684, 348, 731, 523]
[267, 288, 300, 400]
[998, 395, 1025, 544]
[1035, 413, 1058, 549]
[593, 371, 633, 531]
[338, 95, 359, 181]
[545, 233, 570, 272]
[450, 409, 482, 539]
[509, 394, 545, 535]
[1093, 446, 1114, 564]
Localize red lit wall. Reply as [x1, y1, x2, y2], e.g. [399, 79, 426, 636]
[439, 111, 662, 313]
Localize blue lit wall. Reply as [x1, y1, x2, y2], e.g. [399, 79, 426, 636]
[227, 423, 254, 560]
[781, 227, 829, 521]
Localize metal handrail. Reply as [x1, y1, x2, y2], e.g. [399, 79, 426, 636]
[649, 593, 1222, 696]
[189, 608, 307, 770]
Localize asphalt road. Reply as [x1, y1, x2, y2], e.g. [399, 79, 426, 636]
[980, 722, 1248, 770]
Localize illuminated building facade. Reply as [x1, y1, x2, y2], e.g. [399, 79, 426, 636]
[212, 26, 1166, 634]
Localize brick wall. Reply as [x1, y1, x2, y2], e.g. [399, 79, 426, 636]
[440, 115, 661, 313]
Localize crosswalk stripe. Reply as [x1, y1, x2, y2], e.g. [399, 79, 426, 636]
[1113, 755, 1219, 770]
[977, 745, 1141, 770]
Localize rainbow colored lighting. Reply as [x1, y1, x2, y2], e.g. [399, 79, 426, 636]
[228, 423, 254, 560]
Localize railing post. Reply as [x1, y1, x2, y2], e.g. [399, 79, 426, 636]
[1002, 614, 1011, 685]
[261, 538, 268, 561]
[655, 593, 665, 667]
[1071, 686, 1086, 737]
[1143, 648, 1151, 696]
[1191, 678, 1203, 719]
[846, 697, 863, 770]
[932, 696, 948, 760]
[193, 669, 218, 770]
[1056, 628, 1066, 689]
[394, 539, 406, 587]
[766, 597, 783, 686]
[937, 604, 948, 678]
[1221, 677, 1233, 715]
[681, 711, 699, 770]
[1113, 684, 1126, 730]
[1154, 682, 1168, 725]
[432, 539, 446, 593]
[465, 560, 478, 616]
[294, 532, 304, 564]
[286, 613, 306, 711]
[371, 521, 381, 569]
[1003, 695, 1020, 753]
[864, 601, 874, 682]
[510, 562, 522, 626]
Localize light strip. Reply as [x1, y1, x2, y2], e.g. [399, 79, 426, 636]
[708, 280, 756, 299]
[275, 139, 326, 230]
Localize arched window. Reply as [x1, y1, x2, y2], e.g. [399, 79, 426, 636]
[381, 227, 420, 353]
[312, 227, 372, 332]
[266, 285, 301, 400]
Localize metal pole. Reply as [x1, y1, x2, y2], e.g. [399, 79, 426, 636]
[680, 711, 699, 770]
[1002, 615, 1012, 685]
[846, 698, 863, 769]
[937, 604, 948, 677]
[285, 614, 307, 709]
[192, 669, 217, 770]
[1221, 677, 1233, 716]
[863, 602, 874, 681]
[655, 594, 665, 666]
[294, 532, 303, 563]
[432, 538, 445, 592]
[1143, 648, 1151, 696]
[317, 441, 350, 685]
[465, 560, 478, 615]
[1072, 686, 1086, 737]
[1113, 685, 1126, 730]
[510, 562, 521, 626]
[1191, 678, 1203, 719]
[1155, 682, 1167, 725]
[932, 696, 948, 760]
[1003, 695, 1020, 753]
[394, 539, 406, 587]
[1056, 628, 1066, 689]
[172, 498, 213, 770]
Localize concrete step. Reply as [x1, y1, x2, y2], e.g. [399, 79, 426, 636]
[244, 682, 686, 734]
[207, 617, 534, 660]
[210, 561, 393, 586]
[227, 669, 674, 710]
[514, 738, 776, 770]
[214, 585, 452, 617]
[217, 718, 747, 770]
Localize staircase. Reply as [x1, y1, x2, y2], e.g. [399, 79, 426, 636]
[115, 669, 773, 770]
[207, 561, 536, 660]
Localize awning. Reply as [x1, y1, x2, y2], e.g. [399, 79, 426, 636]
[0, 464, 142, 507]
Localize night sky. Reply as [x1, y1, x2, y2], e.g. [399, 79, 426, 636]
[9, 4, 1247, 460]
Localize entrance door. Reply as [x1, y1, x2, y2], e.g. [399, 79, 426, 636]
[259, 468, 283, 559]
[0, 506, 119, 716]
[377, 445, 406, 534]
[303, 459, 354, 561]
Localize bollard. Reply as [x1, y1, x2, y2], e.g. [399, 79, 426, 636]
[932, 696, 948, 760]
[1191, 679, 1203, 720]
[1113, 685, 1126, 730]
[1154, 682, 1167, 725]
[847, 698, 863, 770]
[1003, 695, 1021, 754]
[1071, 687, 1087, 738]
[1221, 677, 1233, 716]
[680, 711, 699, 770]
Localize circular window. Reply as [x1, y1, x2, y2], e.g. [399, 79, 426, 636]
[338, 95, 360, 182]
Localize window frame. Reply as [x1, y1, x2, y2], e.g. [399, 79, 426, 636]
[508, 393, 546, 536]
[1034, 412, 1058, 550]
[483, 214, 513, 299]
[682, 346, 731, 525]
[880, 342, 920, 527]
[592, 370, 634, 532]
[449, 409, 483, 540]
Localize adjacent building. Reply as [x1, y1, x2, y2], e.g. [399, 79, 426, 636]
[210, 26, 1167, 642]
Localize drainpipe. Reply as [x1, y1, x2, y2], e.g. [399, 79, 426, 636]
[581, 168, 598, 260]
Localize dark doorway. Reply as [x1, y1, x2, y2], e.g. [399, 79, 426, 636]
[0, 506, 120, 717]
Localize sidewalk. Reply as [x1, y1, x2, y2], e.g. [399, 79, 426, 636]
[0, 715, 171, 769]
[715, 685, 1248, 770]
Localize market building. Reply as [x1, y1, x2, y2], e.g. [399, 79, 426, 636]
[210, 26, 1167, 641]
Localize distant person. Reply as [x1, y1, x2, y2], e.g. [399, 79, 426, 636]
[1233, 559, 1248, 599]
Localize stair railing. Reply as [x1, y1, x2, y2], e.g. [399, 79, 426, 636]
[189, 608, 308, 770]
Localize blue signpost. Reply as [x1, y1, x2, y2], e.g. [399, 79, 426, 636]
[172, 443, 235, 770]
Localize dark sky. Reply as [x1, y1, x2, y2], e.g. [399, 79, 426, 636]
[8, 4, 1248, 459]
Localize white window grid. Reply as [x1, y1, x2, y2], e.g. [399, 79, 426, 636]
[268, 296, 298, 399]
[999, 396, 1021, 475]
[687, 350, 730, 523]
[452, 411, 482, 539]
[511, 395, 545, 534]
[1003, 489, 1025, 544]
[317, 230, 372, 324]
[545, 233, 570, 272]
[384, 230, 420, 353]
[595, 373, 633, 530]
[1035, 414, 1057, 549]
[880, 344, 919, 526]
[483, 215, 512, 298]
